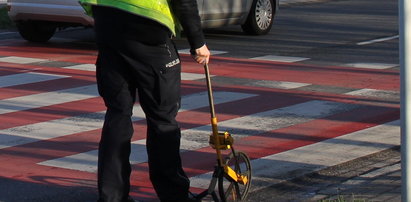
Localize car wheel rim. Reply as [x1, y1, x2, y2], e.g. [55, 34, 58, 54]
[255, 0, 273, 30]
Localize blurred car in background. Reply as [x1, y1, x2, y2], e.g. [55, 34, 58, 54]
[7, 0, 278, 42]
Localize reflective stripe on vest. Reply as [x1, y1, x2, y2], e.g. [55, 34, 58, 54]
[79, 0, 177, 35]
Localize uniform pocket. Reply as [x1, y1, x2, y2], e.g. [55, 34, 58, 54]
[152, 40, 182, 111]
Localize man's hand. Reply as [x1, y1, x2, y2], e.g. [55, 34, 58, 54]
[191, 45, 210, 64]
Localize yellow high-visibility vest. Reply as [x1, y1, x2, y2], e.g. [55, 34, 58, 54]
[79, 0, 178, 35]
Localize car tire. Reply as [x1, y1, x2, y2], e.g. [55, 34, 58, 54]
[241, 0, 275, 35]
[16, 21, 56, 42]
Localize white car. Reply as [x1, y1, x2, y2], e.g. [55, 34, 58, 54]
[7, 0, 278, 42]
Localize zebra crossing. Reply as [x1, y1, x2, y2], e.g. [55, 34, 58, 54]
[0, 42, 400, 201]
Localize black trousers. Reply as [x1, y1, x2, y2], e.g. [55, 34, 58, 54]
[93, 6, 189, 202]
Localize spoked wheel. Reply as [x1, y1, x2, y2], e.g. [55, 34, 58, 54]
[218, 151, 252, 202]
[241, 0, 275, 35]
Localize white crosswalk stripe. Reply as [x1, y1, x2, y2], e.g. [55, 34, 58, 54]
[344, 62, 398, 69]
[345, 88, 399, 100]
[0, 72, 69, 88]
[0, 56, 47, 64]
[249, 80, 310, 89]
[0, 84, 99, 115]
[250, 55, 309, 63]
[64, 64, 96, 71]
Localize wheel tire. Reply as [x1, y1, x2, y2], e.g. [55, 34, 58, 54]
[218, 151, 252, 202]
[242, 0, 275, 35]
[16, 21, 56, 42]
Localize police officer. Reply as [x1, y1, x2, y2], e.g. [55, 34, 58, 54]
[78, 0, 210, 201]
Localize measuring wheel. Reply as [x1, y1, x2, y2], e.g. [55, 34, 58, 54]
[218, 151, 252, 201]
